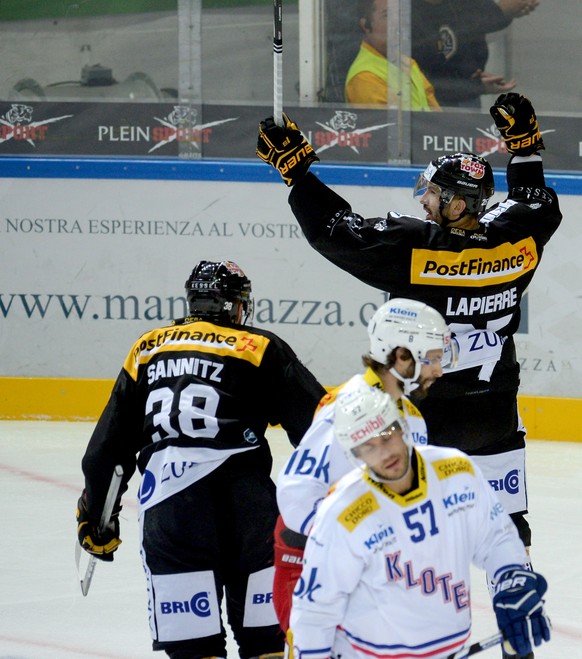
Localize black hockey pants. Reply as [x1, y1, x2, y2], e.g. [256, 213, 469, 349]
[142, 458, 284, 658]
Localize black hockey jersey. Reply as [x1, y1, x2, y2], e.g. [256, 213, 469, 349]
[81, 318, 326, 518]
[288, 158, 561, 450]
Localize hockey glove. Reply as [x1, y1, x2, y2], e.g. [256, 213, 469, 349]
[257, 113, 319, 186]
[493, 568, 551, 656]
[76, 494, 121, 562]
[490, 93, 544, 156]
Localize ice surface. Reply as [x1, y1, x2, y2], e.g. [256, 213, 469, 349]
[0, 421, 580, 658]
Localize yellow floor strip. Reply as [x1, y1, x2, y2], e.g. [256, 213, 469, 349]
[0, 377, 580, 442]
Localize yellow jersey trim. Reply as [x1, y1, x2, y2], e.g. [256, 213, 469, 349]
[123, 321, 270, 381]
[364, 449, 428, 507]
[316, 367, 383, 413]
[401, 396, 423, 418]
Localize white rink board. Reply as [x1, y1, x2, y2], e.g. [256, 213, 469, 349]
[0, 176, 579, 396]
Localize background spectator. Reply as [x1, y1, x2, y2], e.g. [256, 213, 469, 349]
[345, 0, 441, 110]
[411, 0, 539, 108]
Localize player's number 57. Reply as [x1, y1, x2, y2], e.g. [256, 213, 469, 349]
[403, 501, 439, 543]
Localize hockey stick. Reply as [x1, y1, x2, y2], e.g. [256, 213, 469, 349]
[273, 0, 283, 125]
[445, 632, 503, 659]
[75, 464, 124, 596]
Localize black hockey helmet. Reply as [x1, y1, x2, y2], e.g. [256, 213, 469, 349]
[414, 152, 495, 216]
[185, 260, 253, 325]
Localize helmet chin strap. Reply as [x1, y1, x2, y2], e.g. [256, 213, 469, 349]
[389, 362, 421, 395]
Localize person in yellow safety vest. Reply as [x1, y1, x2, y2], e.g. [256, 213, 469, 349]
[345, 0, 441, 111]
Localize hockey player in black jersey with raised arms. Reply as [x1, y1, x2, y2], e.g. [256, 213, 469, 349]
[257, 94, 560, 659]
[76, 260, 325, 659]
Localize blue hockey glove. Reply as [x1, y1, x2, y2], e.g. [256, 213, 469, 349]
[257, 113, 319, 186]
[493, 568, 551, 656]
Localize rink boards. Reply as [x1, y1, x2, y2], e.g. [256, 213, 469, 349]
[0, 159, 580, 440]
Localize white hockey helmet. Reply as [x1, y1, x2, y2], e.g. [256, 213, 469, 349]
[334, 382, 410, 456]
[368, 298, 454, 391]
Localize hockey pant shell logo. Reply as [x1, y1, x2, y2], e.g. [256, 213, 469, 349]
[139, 469, 156, 505]
[243, 566, 279, 627]
[138, 444, 255, 516]
[488, 470, 520, 495]
[160, 592, 211, 617]
[150, 570, 221, 642]
[472, 449, 527, 516]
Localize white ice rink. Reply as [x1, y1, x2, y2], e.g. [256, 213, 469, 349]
[0, 421, 581, 658]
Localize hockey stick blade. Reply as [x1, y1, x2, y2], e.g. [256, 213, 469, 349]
[273, 0, 283, 126]
[445, 632, 503, 659]
[76, 465, 124, 597]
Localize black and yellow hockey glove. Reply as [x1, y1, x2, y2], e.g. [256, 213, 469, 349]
[257, 113, 319, 186]
[76, 494, 121, 562]
[490, 93, 544, 156]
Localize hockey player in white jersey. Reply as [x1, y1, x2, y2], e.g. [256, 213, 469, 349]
[273, 299, 455, 632]
[289, 385, 551, 659]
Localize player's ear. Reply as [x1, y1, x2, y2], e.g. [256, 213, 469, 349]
[450, 197, 467, 219]
[395, 346, 413, 365]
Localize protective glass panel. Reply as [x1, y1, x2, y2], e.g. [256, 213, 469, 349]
[0, 0, 580, 170]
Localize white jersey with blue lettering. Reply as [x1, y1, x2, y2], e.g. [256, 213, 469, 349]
[277, 369, 427, 536]
[289, 445, 527, 659]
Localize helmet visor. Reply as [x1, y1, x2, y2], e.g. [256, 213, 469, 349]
[441, 336, 459, 369]
[355, 421, 405, 457]
[413, 173, 442, 201]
